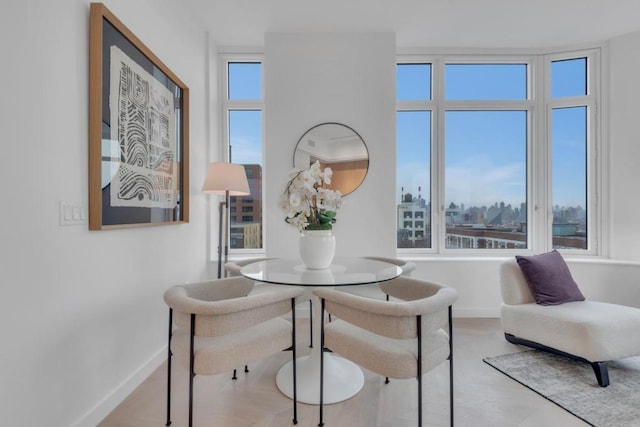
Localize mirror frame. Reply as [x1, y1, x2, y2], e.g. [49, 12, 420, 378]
[293, 122, 369, 196]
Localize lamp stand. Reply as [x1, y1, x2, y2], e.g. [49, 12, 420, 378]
[217, 190, 231, 279]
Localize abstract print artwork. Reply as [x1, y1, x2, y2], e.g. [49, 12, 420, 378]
[89, 3, 189, 230]
[109, 46, 177, 209]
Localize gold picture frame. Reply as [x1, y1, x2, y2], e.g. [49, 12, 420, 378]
[88, 3, 189, 230]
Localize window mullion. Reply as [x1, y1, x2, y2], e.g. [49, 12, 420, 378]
[432, 57, 445, 253]
[533, 55, 550, 253]
[443, 100, 535, 111]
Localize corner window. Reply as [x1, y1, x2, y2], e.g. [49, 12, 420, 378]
[397, 50, 601, 255]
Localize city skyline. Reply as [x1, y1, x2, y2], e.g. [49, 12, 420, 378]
[396, 192, 587, 250]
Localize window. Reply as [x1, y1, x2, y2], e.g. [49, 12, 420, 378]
[445, 110, 527, 249]
[397, 50, 601, 255]
[444, 64, 529, 250]
[550, 57, 590, 250]
[397, 64, 432, 249]
[223, 58, 264, 251]
[445, 64, 527, 100]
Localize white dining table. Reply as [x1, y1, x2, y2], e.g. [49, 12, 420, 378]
[241, 257, 402, 404]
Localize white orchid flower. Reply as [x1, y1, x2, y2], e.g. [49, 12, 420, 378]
[289, 192, 301, 208]
[301, 170, 316, 190]
[323, 167, 333, 184]
[281, 161, 342, 231]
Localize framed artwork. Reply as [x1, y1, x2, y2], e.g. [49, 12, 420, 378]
[88, 3, 189, 230]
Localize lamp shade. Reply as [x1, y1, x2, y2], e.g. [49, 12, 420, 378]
[201, 162, 250, 195]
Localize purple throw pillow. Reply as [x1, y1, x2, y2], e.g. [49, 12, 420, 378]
[515, 250, 585, 306]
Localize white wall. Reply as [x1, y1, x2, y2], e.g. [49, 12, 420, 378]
[609, 31, 640, 261]
[264, 33, 397, 259]
[410, 257, 640, 317]
[0, 1, 212, 426]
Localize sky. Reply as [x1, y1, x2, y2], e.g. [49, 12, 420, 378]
[397, 60, 588, 210]
[227, 63, 263, 165]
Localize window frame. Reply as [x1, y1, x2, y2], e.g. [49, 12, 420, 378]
[544, 49, 602, 256]
[219, 53, 266, 256]
[396, 56, 436, 254]
[397, 48, 604, 257]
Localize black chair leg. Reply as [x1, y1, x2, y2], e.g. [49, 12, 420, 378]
[189, 314, 196, 427]
[232, 364, 249, 379]
[417, 315, 422, 427]
[291, 298, 298, 425]
[449, 306, 454, 426]
[309, 299, 313, 348]
[318, 299, 325, 427]
[166, 308, 173, 426]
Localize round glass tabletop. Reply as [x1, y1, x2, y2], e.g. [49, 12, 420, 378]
[240, 256, 402, 287]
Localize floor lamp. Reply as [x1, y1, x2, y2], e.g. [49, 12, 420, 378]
[202, 162, 250, 278]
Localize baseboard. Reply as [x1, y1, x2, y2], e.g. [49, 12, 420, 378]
[296, 305, 499, 318]
[453, 307, 500, 318]
[70, 346, 167, 427]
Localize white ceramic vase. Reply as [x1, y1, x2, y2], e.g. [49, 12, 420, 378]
[299, 229, 336, 269]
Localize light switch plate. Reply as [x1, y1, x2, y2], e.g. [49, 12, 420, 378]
[59, 201, 87, 226]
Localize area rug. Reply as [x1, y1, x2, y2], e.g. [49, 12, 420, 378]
[483, 350, 640, 427]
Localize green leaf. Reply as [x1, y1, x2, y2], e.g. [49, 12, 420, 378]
[318, 210, 337, 225]
[322, 210, 336, 219]
[305, 223, 332, 231]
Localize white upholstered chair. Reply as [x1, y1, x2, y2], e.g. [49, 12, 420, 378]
[225, 258, 314, 347]
[314, 276, 458, 427]
[337, 256, 417, 300]
[163, 277, 304, 426]
[500, 258, 640, 387]
[365, 256, 417, 276]
[224, 257, 274, 277]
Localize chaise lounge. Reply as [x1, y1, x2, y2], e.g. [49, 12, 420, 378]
[499, 252, 640, 387]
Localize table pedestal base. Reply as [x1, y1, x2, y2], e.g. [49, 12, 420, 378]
[276, 352, 365, 404]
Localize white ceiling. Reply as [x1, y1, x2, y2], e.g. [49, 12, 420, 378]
[183, 0, 640, 49]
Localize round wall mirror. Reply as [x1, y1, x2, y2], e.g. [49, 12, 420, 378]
[293, 123, 369, 196]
